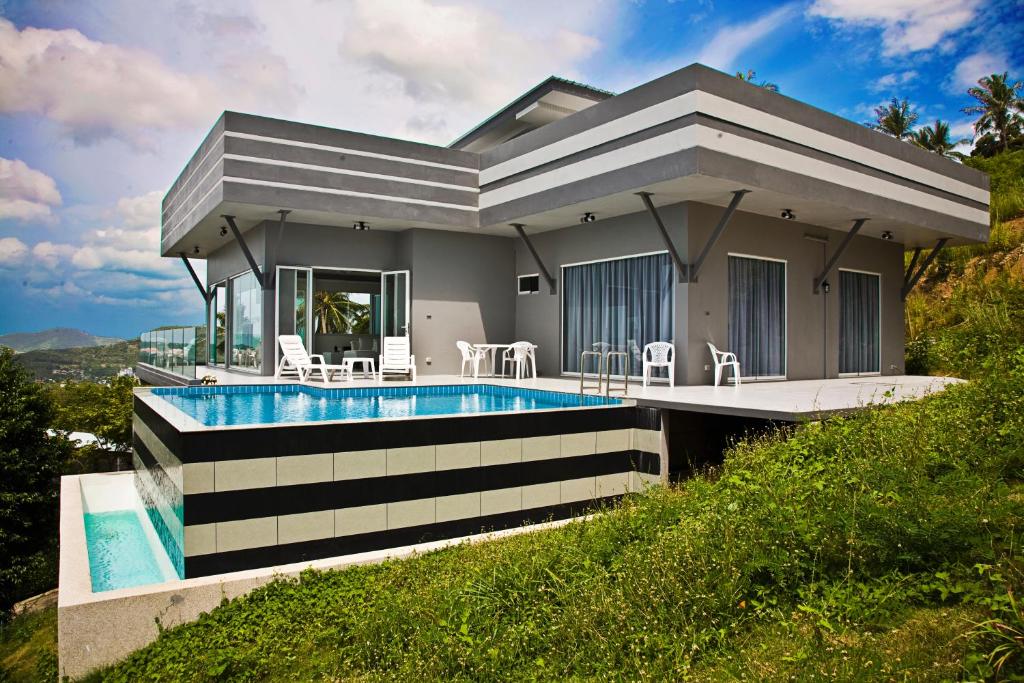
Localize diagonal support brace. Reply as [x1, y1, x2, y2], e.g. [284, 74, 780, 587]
[512, 224, 556, 294]
[223, 215, 266, 289]
[903, 246, 923, 290]
[179, 253, 210, 304]
[637, 192, 688, 283]
[689, 189, 749, 283]
[901, 238, 949, 300]
[814, 218, 867, 293]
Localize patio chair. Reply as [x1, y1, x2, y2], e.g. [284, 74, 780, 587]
[379, 336, 417, 381]
[642, 342, 675, 387]
[501, 341, 535, 380]
[706, 342, 741, 387]
[457, 341, 488, 378]
[276, 335, 347, 382]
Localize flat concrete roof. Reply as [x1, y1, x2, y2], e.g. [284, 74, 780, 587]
[191, 368, 961, 422]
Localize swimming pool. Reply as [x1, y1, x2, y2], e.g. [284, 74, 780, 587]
[153, 384, 620, 427]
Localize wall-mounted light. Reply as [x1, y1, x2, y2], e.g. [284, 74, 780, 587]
[353, 221, 370, 231]
[219, 226, 228, 237]
[881, 230, 894, 241]
[580, 212, 596, 224]
[193, 245, 201, 255]
[821, 280, 831, 294]
[780, 208, 795, 220]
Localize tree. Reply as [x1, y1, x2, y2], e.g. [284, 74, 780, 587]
[48, 375, 137, 454]
[910, 119, 970, 160]
[313, 291, 372, 334]
[869, 98, 920, 139]
[962, 72, 1024, 155]
[735, 69, 779, 92]
[0, 347, 73, 611]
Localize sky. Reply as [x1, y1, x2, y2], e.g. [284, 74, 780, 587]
[0, 0, 1021, 339]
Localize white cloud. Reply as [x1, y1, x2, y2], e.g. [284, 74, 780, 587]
[698, 5, 799, 71]
[0, 18, 302, 148]
[869, 70, 918, 92]
[951, 51, 1012, 92]
[0, 157, 62, 222]
[0, 237, 29, 266]
[116, 190, 163, 229]
[340, 0, 600, 110]
[807, 0, 982, 56]
[31, 241, 76, 269]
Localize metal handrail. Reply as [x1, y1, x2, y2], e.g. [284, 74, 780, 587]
[603, 351, 629, 396]
[579, 351, 603, 395]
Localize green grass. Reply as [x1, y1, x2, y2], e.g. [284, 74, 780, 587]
[71, 351, 1024, 681]
[0, 607, 57, 682]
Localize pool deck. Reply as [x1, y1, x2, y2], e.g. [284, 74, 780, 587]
[194, 367, 961, 421]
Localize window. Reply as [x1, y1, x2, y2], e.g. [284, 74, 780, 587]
[208, 283, 227, 366]
[230, 271, 263, 372]
[839, 269, 881, 375]
[728, 255, 787, 379]
[518, 274, 540, 295]
[561, 252, 673, 377]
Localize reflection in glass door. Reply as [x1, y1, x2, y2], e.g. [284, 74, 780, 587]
[208, 283, 227, 366]
[381, 270, 410, 340]
[276, 267, 313, 371]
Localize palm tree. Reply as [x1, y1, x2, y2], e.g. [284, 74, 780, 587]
[869, 98, 919, 139]
[910, 119, 970, 160]
[313, 291, 373, 334]
[962, 72, 1024, 154]
[735, 69, 779, 92]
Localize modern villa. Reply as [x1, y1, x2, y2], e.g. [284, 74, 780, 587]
[59, 63, 989, 678]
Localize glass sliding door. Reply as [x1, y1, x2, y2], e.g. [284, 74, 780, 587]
[381, 270, 410, 339]
[276, 267, 312, 371]
[561, 252, 673, 377]
[208, 283, 227, 366]
[728, 255, 787, 379]
[230, 271, 263, 372]
[839, 269, 881, 375]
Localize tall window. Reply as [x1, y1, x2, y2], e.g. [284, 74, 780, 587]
[839, 270, 881, 375]
[562, 252, 673, 377]
[208, 283, 226, 366]
[231, 271, 262, 372]
[728, 255, 787, 379]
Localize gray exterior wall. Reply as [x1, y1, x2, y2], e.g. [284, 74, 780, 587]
[512, 204, 689, 379]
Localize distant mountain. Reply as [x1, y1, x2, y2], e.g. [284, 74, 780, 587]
[0, 327, 125, 353]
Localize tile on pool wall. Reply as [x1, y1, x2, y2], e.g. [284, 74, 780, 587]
[561, 432, 597, 458]
[481, 487, 522, 516]
[217, 516, 277, 553]
[183, 462, 215, 495]
[386, 446, 436, 476]
[215, 458, 276, 492]
[480, 438, 522, 466]
[561, 476, 596, 504]
[278, 510, 334, 545]
[277, 453, 333, 486]
[435, 492, 481, 523]
[596, 429, 630, 454]
[334, 449, 386, 480]
[184, 523, 217, 557]
[436, 442, 481, 471]
[387, 498, 435, 530]
[335, 504, 387, 536]
[522, 435, 560, 462]
[522, 482, 561, 509]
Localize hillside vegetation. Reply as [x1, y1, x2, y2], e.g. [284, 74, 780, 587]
[12, 340, 138, 382]
[0, 328, 123, 354]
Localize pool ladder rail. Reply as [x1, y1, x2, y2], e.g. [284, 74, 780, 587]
[578, 351, 629, 397]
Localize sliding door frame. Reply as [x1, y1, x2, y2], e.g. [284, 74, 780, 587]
[837, 267, 882, 377]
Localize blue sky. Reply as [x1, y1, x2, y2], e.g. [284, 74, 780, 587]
[0, 0, 1020, 339]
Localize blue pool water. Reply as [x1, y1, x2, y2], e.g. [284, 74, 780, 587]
[84, 511, 166, 592]
[154, 384, 619, 427]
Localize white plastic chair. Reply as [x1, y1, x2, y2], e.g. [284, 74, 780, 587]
[642, 342, 675, 387]
[706, 342, 741, 387]
[276, 335, 346, 382]
[457, 341, 488, 379]
[501, 342, 535, 380]
[379, 336, 416, 381]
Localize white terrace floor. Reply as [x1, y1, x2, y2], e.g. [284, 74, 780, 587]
[197, 366, 960, 421]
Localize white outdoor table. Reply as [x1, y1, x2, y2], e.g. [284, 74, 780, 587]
[472, 343, 537, 378]
[342, 357, 376, 380]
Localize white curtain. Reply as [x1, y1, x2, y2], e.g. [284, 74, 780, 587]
[562, 253, 673, 376]
[728, 255, 786, 378]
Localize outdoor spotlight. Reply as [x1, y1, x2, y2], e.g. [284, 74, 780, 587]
[353, 221, 370, 231]
[881, 230, 894, 241]
[780, 208, 795, 220]
[219, 226, 228, 237]
[580, 212, 596, 224]
[193, 245, 201, 255]
[822, 280, 831, 294]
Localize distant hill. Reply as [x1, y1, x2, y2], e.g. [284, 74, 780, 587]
[14, 339, 139, 382]
[0, 327, 124, 353]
